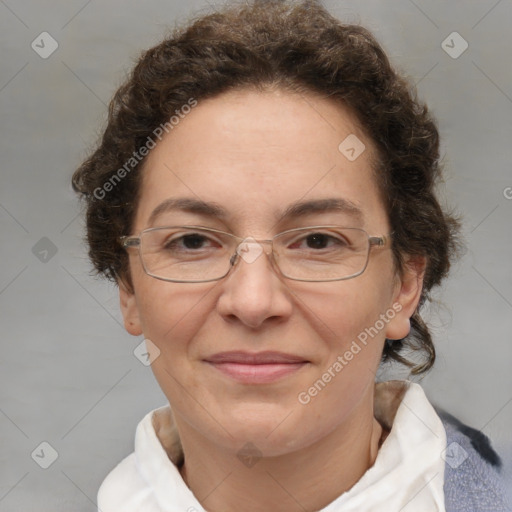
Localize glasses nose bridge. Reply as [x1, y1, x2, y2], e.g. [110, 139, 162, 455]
[232, 234, 274, 251]
[229, 236, 277, 270]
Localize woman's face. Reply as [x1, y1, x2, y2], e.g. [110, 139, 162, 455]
[120, 88, 422, 455]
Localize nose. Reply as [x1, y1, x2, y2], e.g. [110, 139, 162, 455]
[215, 238, 293, 329]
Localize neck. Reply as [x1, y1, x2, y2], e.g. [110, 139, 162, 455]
[175, 398, 384, 512]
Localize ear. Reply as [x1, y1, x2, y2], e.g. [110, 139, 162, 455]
[385, 255, 426, 341]
[119, 279, 143, 336]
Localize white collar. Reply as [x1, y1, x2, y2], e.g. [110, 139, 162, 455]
[320, 380, 446, 511]
[101, 380, 447, 511]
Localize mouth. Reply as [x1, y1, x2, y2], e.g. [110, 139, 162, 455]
[203, 351, 310, 384]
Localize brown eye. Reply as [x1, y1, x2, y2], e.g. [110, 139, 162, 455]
[166, 234, 207, 250]
[289, 232, 348, 251]
[305, 233, 331, 249]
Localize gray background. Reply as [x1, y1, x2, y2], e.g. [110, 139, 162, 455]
[1, 0, 511, 510]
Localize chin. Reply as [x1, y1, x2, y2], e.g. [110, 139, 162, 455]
[205, 405, 314, 456]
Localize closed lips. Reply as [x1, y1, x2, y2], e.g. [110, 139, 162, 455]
[204, 351, 308, 364]
[204, 351, 309, 384]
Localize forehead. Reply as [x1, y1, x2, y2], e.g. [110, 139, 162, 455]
[135, 88, 386, 232]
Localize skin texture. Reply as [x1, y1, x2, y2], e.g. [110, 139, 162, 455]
[119, 88, 425, 512]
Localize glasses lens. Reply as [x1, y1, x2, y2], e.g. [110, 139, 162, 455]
[138, 226, 371, 283]
[273, 227, 370, 281]
[140, 227, 234, 282]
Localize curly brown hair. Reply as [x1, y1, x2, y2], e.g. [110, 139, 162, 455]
[72, 0, 460, 375]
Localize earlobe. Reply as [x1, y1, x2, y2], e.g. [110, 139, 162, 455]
[119, 280, 143, 336]
[385, 256, 426, 341]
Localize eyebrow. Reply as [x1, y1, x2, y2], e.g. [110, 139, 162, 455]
[147, 197, 363, 226]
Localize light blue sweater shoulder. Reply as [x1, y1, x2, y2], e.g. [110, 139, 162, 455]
[439, 410, 511, 512]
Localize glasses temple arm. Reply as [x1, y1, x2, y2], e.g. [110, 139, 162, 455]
[119, 236, 140, 248]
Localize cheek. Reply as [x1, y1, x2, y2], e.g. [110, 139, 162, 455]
[294, 272, 395, 346]
[136, 280, 213, 344]
[291, 283, 392, 429]
[135, 282, 217, 408]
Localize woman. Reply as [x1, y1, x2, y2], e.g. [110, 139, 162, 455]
[72, 1, 509, 510]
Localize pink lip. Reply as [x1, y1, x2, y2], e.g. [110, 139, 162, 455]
[204, 351, 309, 384]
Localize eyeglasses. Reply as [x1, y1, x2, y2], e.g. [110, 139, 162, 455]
[120, 225, 390, 283]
